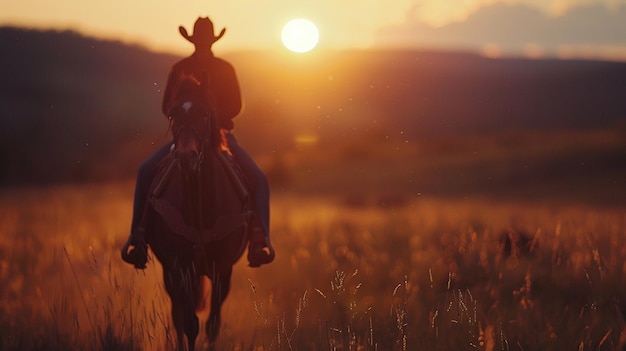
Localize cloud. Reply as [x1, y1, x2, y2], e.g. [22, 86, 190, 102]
[376, 3, 626, 60]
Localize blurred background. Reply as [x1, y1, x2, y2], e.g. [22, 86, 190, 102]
[1, 3, 625, 349]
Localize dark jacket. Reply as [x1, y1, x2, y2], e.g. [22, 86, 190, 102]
[162, 51, 242, 130]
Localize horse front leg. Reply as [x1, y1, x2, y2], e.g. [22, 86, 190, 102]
[206, 266, 233, 349]
[165, 267, 200, 351]
[170, 301, 186, 351]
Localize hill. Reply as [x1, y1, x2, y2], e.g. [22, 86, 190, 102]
[0, 27, 176, 184]
[0, 27, 624, 205]
[231, 48, 626, 139]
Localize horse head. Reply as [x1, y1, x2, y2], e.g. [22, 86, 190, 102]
[168, 74, 221, 170]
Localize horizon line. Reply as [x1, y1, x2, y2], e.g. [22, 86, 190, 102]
[2, 24, 626, 64]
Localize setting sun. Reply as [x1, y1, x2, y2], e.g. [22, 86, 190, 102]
[281, 18, 319, 53]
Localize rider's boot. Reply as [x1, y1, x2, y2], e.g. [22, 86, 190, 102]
[247, 217, 275, 268]
[121, 226, 148, 269]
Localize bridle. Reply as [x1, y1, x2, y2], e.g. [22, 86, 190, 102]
[169, 101, 214, 171]
[168, 100, 219, 232]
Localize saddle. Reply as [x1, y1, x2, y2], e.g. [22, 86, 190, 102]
[148, 148, 253, 244]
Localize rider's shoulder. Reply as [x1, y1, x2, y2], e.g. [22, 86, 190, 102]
[169, 57, 193, 72]
[210, 56, 235, 68]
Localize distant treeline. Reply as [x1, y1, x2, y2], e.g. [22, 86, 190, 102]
[1, 26, 625, 186]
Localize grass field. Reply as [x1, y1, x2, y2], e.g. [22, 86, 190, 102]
[0, 181, 624, 350]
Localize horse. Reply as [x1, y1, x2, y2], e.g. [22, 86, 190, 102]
[140, 75, 252, 350]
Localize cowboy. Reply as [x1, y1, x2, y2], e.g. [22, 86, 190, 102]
[122, 17, 275, 269]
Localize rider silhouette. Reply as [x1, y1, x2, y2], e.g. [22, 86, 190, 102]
[122, 17, 274, 269]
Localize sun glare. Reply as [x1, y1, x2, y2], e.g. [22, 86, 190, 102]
[281, 18, 319, 53]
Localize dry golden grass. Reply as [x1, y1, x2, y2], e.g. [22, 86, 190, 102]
[0, 182, 624, 350]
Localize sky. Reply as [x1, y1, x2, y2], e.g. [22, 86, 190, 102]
[1, 0, 626, 61]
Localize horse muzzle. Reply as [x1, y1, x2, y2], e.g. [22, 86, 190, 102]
[174, 148, 203, 171]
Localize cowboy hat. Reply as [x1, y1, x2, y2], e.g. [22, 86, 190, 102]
[179, 17, 226, 46]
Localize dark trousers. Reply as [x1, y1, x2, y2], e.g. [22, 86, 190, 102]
[129, 132, 270, 239]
